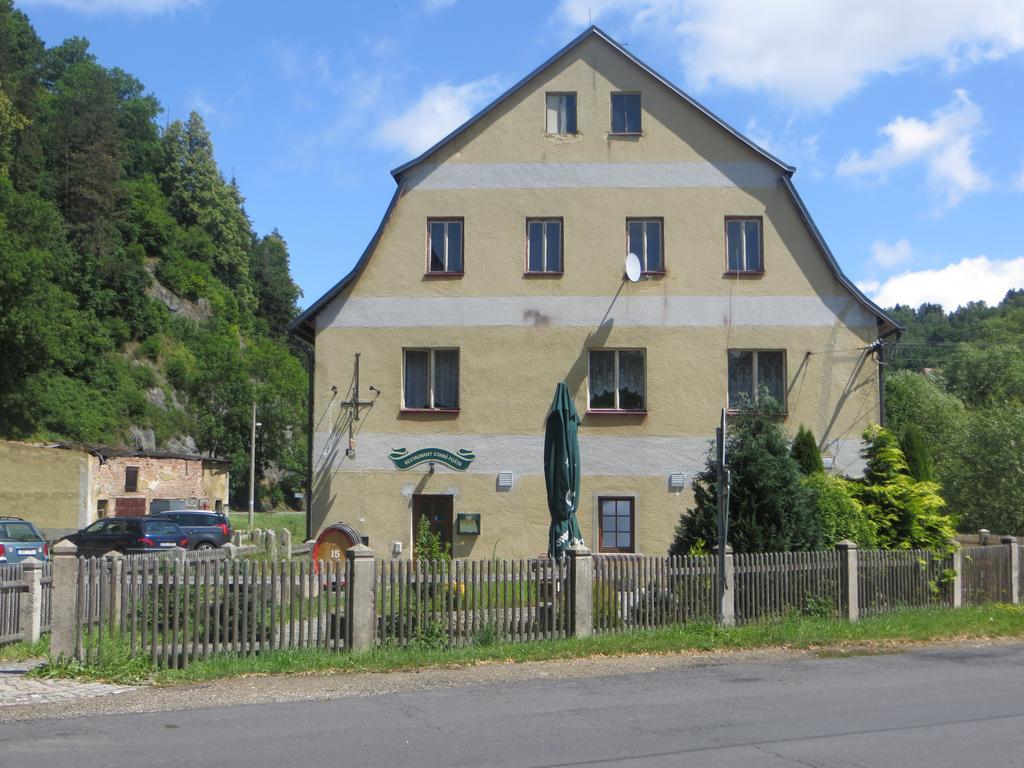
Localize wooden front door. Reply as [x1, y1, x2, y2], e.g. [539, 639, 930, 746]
[412, 495, 453, 557]
[114, 497, 146, 517]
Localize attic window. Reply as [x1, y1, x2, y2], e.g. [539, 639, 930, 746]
[545, 93, 577, 134]
[125, 466, 140, 493]
[611, 92, 641, 134]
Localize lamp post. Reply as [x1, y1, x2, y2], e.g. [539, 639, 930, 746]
[248, 402, 262, 529]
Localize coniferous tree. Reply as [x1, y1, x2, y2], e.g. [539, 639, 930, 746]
[791, 424, 824, 475]
[899, 424, 934, 482]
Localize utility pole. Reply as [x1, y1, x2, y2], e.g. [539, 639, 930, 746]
[248, 402, 260, 528]
[716, 408, 731, 623]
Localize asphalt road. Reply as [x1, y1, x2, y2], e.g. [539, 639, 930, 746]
[6, 644, 1024, 767]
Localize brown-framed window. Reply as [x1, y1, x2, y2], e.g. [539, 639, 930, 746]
[427, 218, 464, 274]
[403, 348, 460, 411]
[545, 92, 577, 134]
[124, 466, 139, 493]
[727, 349, 786, 410]
[611, 92, 641, 134]
[627, 218, 664, 273]
[725, 217, 763, 273]
[588, 349, 646, 412]
[599, 496, 635, 553]
[526, 218, 563, 274]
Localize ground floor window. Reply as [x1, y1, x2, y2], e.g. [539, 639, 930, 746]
[598, 496, 634, 553]
[727, 349, 785, 410]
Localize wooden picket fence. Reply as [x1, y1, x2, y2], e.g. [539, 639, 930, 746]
[74, 556, 350, 668]
[734, 550, 842, 624]
[961, 545, 1011, 605]
[375, 558, 570, 646]
[857, 549, 954, 617]
[0, 563, 52, 645]
[592, 554, 717, 633]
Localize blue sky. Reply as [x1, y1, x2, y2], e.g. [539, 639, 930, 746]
[16, 0, 1024, 311]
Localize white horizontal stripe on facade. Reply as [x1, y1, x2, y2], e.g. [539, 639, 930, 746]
[404, 162, 781, 191]
[318, 295, 876, 331]
[314, 432, 866, 479]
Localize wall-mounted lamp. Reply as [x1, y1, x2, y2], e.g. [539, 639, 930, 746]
[496, 471, 514, 491]
[668, 472, 687, 490]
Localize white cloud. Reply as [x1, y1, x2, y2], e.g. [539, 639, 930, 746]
[375, 77, 502, 158]
[20, 0, 199, 13]
[558, 0, 1024, 109]
[837, 91, 990, 210]
[870, 238, 913, 269]
[864, 256, 1024, 309]
[744, 118, 819, 175]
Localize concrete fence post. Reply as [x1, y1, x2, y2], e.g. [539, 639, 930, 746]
[1002, 536, 1019, 605]
[567, 544, 593, 638]
[713, 545, 735, 627]
[836, 540, 860, 622]
[345, 545, 375, 652]
[222, 543, 238, 560]
[18, 556, 44, 644]
[265, 530, 276, 559]
[279, 529, 292, 559]
[50, 540, 79, 658]
[950, 541, 963, 609]
[170, 546, 187, 565]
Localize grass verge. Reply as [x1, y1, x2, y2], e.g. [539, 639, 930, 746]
[0, 635, 48, 663]
[28, 604, 1024, 686]
[228, 511, 305, 539]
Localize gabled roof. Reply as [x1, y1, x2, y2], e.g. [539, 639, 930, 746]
[290, 26, 899, 342]
[390, 26, 794, 179]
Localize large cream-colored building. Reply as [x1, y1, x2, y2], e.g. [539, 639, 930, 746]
[291, 28, 897, 560]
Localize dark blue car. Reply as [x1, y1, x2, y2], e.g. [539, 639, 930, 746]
[67, 517, 188, 555]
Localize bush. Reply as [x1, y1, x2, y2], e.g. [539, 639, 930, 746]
[802, 472, 876, 548]
[791, 425, 824, 475]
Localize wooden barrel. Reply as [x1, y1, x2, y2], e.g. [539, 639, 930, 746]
[312, 523, 362, 580]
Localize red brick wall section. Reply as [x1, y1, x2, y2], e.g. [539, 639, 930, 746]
[92, 455, 227, 516]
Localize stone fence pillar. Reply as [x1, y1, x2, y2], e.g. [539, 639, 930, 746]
[1002, 536, 1019, 605]
[50, 540, 79, 659]
[264, 530, 276, 559]
[279, 529, 292, 559]
[18, 556, 44, 644]
[345, 545, 376, 652]
[713, 545, 734, 627]
[836, 540, 860, 622]
[568, 544, 593, 639]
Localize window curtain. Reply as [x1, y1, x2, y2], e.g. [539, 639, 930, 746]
[433, 350, 459, 409]
[617, 350, 645, 410]
[726, 220, 743, 271]
[759, 351, 785, 405]
[728, 350, 753, 408]
[589, 351, 615, 408]
[404, 350, 429, 408]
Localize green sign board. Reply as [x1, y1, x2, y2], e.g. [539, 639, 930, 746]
[388, 447, 476, 471]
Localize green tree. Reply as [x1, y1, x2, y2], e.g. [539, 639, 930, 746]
[851, 424, 954, 551]
[802, 472, 875, 549]
[790, 424, 824, 475]
[250, 230, 301, 336]
[899, 424, 933, 482]
[670, 399, 820, 555]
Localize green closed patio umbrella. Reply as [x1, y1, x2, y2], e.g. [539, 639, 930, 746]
[545, 381, 583, 559]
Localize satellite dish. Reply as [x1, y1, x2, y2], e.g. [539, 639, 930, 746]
[624, 252, 642, 283]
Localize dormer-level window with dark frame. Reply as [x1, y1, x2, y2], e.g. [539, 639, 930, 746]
[124, 466, 140, 492]
[627, 218, 664, 273]
[611, 92, 641, 134]
[427, 219, 464, 274]
[726, 217, 763, 273]
[526, 218, 563, 274]
[545, 92, 577, 134]
[403, 348, 460, 411]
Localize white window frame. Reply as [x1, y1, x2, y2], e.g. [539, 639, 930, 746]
[725, 216, 764, 273]
[545, 92, 577, 134]
[526, 218, 563, 274]
[426, 218, 464, 274]
[402, 348, 460, 411]
[626, 218, 664, 274]
[588, 348, 647, 412]
[727, 349, 786, 411]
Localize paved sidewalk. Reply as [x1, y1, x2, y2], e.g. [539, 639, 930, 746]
[0, 660, 136, 707]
